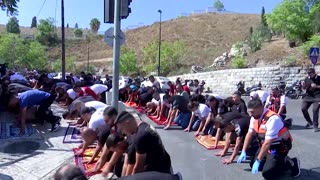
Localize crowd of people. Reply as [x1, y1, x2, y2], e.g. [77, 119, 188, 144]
[2, 67, 320, 179]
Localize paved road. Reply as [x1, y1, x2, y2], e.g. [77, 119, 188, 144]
[0, 99, 320, 180]
[141, 98, 320, 180]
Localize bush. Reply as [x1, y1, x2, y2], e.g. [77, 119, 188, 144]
[281, 56, 297, 67]
[74, 29, 83, 37]
[301, 35, 320, 56]
[256, 25, 272, 42]
[248, 31, 263, 53]
[232, 56, 247, 69]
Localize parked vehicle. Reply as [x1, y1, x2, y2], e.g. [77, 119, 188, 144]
[141, 76, 171, 90]
[236, 81, 262, 96]
[285, 80, 303, 99]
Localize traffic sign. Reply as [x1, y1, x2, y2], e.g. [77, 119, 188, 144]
[310, 47, 320, 65]
[104, 27, 126, 47]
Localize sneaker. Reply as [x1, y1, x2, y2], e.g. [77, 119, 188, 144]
[314, 127, 320, 132]
[175, 172, 183, 180]
[305, 123, 313, 129]
[291, 158, 301, 177]
[51, 123, 60, 132]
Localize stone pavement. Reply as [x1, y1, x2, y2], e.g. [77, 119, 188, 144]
[0, 103, 134, 180]
[1, 99, 320, 180]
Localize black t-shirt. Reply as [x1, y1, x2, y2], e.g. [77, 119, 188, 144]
[218, 103, 229, 115]
[139, 93, 153, 106]
[127, 135, 136, 165]
[172, 95, 189, 113]
[222, 112, 250, 137]
[304, 76, 320, 97]
[118, 172, 179, 180]
[134, 122, 171, 174]
[96, 125, 111, 146]
[231, 101, 247, 114]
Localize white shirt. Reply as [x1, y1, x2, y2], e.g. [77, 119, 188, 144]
[85, 101, 108, 110]
[265, 94, 287, 106]
[248, 109, 284, 140]
[10, 73, 27, 81]
[67, 89, 78, 100]
[250, 90, 269, 103]
[90, 84, 108, 94]
[73, 76, 81, 82]
[194, 103, 210, 119]
[88, 108, 106, 131]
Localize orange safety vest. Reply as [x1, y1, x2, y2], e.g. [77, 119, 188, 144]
[253, 110, 292, 152]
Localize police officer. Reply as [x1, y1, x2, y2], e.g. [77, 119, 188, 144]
[237, 99, 300, 180]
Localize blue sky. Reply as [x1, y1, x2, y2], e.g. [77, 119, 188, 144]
[0, 0, 282, 32]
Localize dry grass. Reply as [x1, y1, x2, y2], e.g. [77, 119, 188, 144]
[48, 13, 261, 66]
[4, 13, 307, 71]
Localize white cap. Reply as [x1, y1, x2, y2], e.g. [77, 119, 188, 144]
[250, 91, 258, 97]
[67, 89, 77, 100]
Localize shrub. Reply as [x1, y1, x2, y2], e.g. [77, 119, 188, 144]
[301, 35, 320, 56]
[248, 31, 263, 53]
[74, 29, 83, 37]
[232, 56, 247, 69]
[282, 56, 297, 67]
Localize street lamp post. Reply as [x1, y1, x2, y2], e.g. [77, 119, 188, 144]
[157, 9, 162, 76]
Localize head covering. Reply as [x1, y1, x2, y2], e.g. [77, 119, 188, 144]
[67, 89, 77, 100]
[250, 91, 258, 97]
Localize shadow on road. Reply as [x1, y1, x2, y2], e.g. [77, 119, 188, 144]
[242, 168, 320, 180]
[0, 173, 14, 180]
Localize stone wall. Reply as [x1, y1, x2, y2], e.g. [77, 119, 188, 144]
[169, 66, 320, 96]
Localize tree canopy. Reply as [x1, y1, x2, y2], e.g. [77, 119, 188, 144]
[90, 18, 101, 34]
[0, 0, 19, 16]
[213, 0, 225, 11]
[6, 16, 20, 34]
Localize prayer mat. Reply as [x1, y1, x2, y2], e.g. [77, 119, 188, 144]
[147, 115, 176, 126]
[0, 122, 36, 139]
[73, 147, 108, 177]
[195, 135, 234, 150]
[134, 106, 145, 113]
[125, 102, 139, 108]
[63, 123, 82, 143]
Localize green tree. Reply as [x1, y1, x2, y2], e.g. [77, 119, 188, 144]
[75, 23, 78, 29]
[66, 23, 69, 28]
[22, 41, 48, 70]
[1, 0, 19, 15]
[51, 56, 76, 73]
[74, 28, 83, 37]
[267, 0, 319, 42]
[120, 48, 139, 76]
[261, 6, 268, 27]
[90, 18, 101, 33]
[249, 27, 253, 35]
[31, 16, 37, 28]
[213, 0, 225, 11]
[143, 41, 186, 76]
[6, 17, 20, 34]
[0, 34, 48, 70]
[36, 18, 58, 46]
[312, 7, 320, 33]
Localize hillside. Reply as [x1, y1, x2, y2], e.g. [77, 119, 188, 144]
[47, 13, 261, 67]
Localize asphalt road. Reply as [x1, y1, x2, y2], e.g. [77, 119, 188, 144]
[140, 98, 320, 180]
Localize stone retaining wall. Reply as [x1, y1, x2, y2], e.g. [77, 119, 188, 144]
[169, 66, 320, 96]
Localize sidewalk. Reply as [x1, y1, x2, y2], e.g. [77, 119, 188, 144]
[0, 103, 138, 180]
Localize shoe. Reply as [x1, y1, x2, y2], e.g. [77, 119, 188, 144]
[51, 123, 60, 132]
[175, 172, 183, 180]
[305, 123, 313, 129]
[314, 127, 320, 132]
[291, 158, 301, 177]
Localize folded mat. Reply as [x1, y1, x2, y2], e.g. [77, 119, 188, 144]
[0, 122, 36, 139]
[195, 135, 234, 150]
[73, 147, 108, 177]
[63, 123, 82, 143]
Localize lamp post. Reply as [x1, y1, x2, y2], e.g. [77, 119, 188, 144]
[157, 9, 162, 76]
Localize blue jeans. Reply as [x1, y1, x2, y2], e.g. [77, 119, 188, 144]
[174, 112, 191, 129]
[191, 117, 202, 131]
